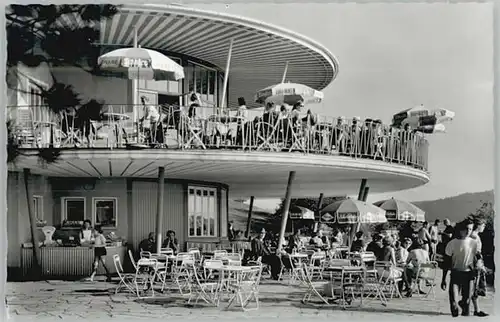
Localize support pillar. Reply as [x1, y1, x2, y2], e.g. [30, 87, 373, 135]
[349, 179, 367, 246]
[155, 167, 165, 254]
[23, 168, 41, 276]
[281, 61, 289, 83]
[245, 196, 255, 238]
[220, 38, 234, 110]
[132, 26, 140, 140]
[277, 171, 296, 251]
[313, 193, 324, 232]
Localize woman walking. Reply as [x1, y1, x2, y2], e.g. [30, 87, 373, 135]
[89, 228, 112, 282]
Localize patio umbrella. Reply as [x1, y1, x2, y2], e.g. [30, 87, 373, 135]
[415, 123, 446, 134]
[320, 199, 387, 224]
[392, 104, 431, 127]
[97, 47, 185, 81]
[254, 82, 324, 105]
[289, 205, 315, 220]
[373, 198, 426, 222]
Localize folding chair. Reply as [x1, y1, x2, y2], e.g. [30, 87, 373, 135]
[188, 264, 221, 307]
[278, 255, 303, 284]
[172, 253, 195, 295]
[226, 266, 262, 311]
[373, 261, 401, 301]
[134, 258, 159, 299]
[128, 249, 138, 272]
[413, 261, 438, 300]
[113, 254, 135, 295]
[307, 252, 326, 280]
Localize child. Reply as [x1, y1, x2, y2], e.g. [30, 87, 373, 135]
[89, 228, 112, 282]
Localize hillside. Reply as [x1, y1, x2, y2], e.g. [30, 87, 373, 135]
[413, 190, 494, 223]
[228, 200, 273, 234]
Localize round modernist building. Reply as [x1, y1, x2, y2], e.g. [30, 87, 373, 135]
[6, 4, 429, 278]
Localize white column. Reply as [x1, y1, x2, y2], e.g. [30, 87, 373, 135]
[277, 171, 296, 251]
[220, 38, 234, 110]
[281, 61, 289, 83]
[132, 27, 140, 139]
[493, 1, 500, 237]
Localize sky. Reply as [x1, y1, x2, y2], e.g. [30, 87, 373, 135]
[195, 3, 494, 210]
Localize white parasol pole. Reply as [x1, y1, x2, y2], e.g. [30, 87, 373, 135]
[281, 61, 289, 83]
[220, 38, 234, 111]
[133, 26, 140, 141]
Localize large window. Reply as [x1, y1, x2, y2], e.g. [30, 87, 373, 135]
[187, 61, 218, 106]
[188, 187, 218, 237]
[28, 80, 49, 123]
[33, 195, 43, 222]
[62, 197, 86, 223]
[93, 197, 117, 228]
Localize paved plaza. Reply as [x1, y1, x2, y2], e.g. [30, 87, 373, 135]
[6, 271, 495, 321]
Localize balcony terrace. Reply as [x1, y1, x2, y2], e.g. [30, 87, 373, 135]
[8, 104, 429, 197]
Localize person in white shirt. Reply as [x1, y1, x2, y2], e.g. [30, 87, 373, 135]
[470, 218, 488, 317]
[79, 220, 93, 244]
[404, 239, 429, 297]
[428, 219, 440, 260]
[139, 96, 160, 144]
[444, 219, 478, 317]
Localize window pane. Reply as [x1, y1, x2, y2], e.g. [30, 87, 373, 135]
[95, 199, 116, 227]
[187, 186, 219, 237]
[201, 69, 208, 95]
[66, 199, 85, 222]
[208, 71, 215, 95]
[195, 66, 202, 93]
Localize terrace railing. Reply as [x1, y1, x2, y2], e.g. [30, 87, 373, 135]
[8, 104, 429, 171]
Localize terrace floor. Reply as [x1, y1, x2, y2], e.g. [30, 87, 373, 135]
[5, 271, 495, 321]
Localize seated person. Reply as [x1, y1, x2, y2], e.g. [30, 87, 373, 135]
[138, 232, 156, 256]
[395, 238, 412, 266]
[309, 232, 324, 248]
[251, 228, 281, 280]
[378, 236, 403, 279]
[350, 231, 366, 252]
[162, 230, 179, 254]
[366, 234, 384, 260]
[287, 230, 304, 253]
[404, 240, 430, 297]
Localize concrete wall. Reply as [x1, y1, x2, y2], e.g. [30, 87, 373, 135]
[50, 178, 129, 238]
[7, 171, 53, 268]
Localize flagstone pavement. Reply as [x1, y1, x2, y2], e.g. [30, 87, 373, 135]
[5, 272, 496, 321]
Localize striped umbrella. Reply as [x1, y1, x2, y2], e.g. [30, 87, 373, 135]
[374, 198, 426, 222]
[97, 47, 185, 81]
[289, 205, 315, 220]
[254, 82, 324, 105]
[415, 123, 446, 134]
[321, 199, 387, 224]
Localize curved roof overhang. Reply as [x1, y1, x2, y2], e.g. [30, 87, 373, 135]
[10, 150, 429, 198]
[90, 4, 338, 109]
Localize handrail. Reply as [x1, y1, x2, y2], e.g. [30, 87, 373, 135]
[8, 104, 429, 172]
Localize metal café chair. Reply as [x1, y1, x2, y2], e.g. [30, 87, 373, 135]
[113, 254, 135, 295]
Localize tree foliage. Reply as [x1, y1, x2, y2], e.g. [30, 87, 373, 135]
[6, 4, 119, 164]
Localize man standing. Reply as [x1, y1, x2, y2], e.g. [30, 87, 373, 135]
[428, 219, 440, 260]
[440, 218, 455, 246]
[470, 218, 489, 317]
[444, 219, 478, 317]
[418, 221, 432, 252]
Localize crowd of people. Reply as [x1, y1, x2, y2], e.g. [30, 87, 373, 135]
[231, 215, 490, 318]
